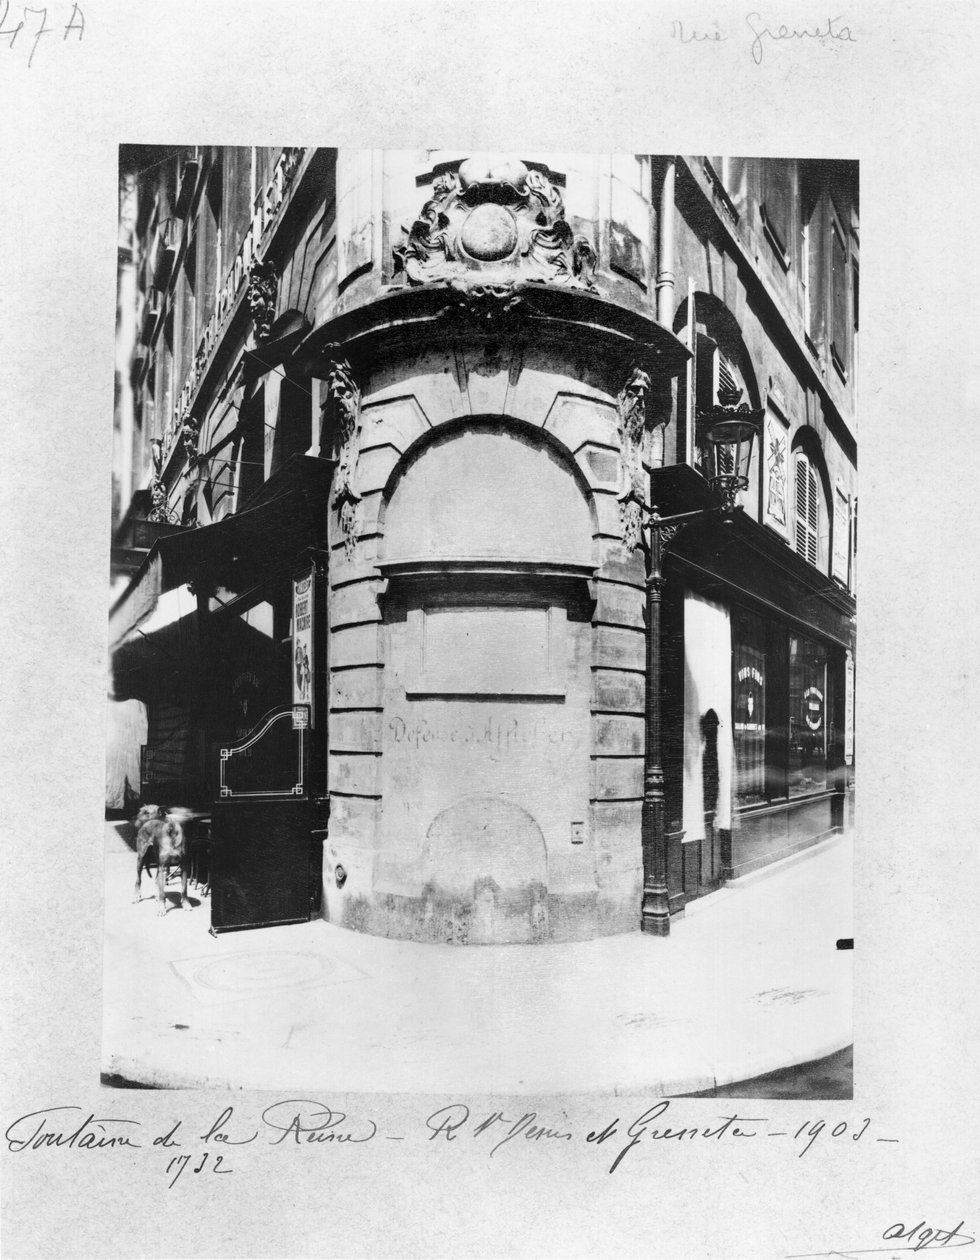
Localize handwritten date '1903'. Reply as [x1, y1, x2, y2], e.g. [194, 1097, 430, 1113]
[0, 2, 84, 68]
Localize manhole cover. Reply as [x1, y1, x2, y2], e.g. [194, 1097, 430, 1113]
[193, 951, 331, 994]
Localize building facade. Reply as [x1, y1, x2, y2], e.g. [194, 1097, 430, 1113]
[109, 149, 857, 943]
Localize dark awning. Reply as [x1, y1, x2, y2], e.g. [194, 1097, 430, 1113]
[668, 512, 856, 650]
[651, 464, 856, 650]
[110, 456, 334, 697]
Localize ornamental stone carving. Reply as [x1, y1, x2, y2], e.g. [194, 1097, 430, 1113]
[393, 156, 598, 294]
[247, 260, 278, 343]
[617, 366, 652, 553]
[322, 355, 362, 560]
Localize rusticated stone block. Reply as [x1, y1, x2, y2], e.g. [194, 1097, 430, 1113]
[592, 668, 645, 713]
[543, 392, 619, 454]
[594, 579, 645, 629]
[330, 623, 382, 669]
[330, 710, 383, 754]
[329, 578, 382, 631]
[593, 714, 644, 756]
[591, 755, 644, 800]
[330, 664, 383, 710]
[593, 624, 645, 671]
[328, 750, 382, 797]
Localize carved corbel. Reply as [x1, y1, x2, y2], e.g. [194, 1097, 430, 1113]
[441, 279, 527, 332]
[148, 478, 177, 525]
[321, 354, 362, 560]
[247, 260, 278, 343]
[617, 365, 652, 552]
[180, 417, 201, 464]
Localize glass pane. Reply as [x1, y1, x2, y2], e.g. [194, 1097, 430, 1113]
[734, 609, 767, 804]
[219, 705, 307, 798]
[788, 634, 828, 795]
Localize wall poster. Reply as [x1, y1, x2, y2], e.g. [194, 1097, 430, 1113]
[292, 566, 315, 724]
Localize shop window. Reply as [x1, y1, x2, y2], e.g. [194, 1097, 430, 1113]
[788, 634, 828, 795]
[733, 608, 767, 805]
[732, 607, 836, 806]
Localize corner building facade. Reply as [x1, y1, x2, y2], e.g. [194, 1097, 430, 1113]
[110, 150, 856, 943]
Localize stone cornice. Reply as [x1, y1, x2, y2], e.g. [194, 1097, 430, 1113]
[290, 282, 691, 385]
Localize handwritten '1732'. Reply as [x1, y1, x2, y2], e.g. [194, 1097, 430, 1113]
[0, 2, 84, 67]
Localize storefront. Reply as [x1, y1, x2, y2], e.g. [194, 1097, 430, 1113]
[111, 456, 333, 932]
[653, 466, 856, 907]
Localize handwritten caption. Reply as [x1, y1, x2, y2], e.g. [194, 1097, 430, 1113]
[4, 1098, 907, 1183]
[0, 1, 84, 67]
[670, 13, 855, 64]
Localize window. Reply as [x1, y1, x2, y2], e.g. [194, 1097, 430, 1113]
[830, 217, 849, 375]
[705, 156, 748, 220]
[176, 234, 196, 390]
[788, 635, 828, 795]
[798, 160, 858, 371]
[732, 608, 837, 806]
[733, 608, 767, 805]
[694, 336, 741, 478]
[794, 452, 820, 566]
[760, 159, 795, 270]
[155, 314, 174, 435]
[196, 165, 221, 334]
[220, 147, 252, 279]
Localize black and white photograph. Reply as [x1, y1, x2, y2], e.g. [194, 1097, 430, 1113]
[3, 3, 977, 1257]
[104, 147, 857, 1098]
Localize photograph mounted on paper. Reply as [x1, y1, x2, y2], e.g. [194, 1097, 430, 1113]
[104, 149, 857, 1097]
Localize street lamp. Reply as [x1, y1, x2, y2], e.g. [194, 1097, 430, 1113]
[633, 384, 764, 937]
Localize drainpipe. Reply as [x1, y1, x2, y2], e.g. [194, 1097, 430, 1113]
[656, 158, 676, 327]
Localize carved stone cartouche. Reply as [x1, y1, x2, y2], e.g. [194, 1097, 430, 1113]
[393, 157, 598, 294]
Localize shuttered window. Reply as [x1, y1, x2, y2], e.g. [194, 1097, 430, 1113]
[714, 356, 738, 475]
[795, 453, 819, 566]
[761, 159, 794, 268]
[830, 219, 849, 373]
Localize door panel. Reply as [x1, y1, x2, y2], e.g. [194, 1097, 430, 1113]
[211, 704, 318, 932]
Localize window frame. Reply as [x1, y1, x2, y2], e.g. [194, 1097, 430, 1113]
[731, 601, 841, 811]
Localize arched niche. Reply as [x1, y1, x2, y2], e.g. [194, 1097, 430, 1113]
[381, 421, 595, 570]
[376, 421, 597, 943]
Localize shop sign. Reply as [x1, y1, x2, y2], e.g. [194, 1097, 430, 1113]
[735, 664, 764, 730]
[845, 651, 854, 763]
[803, 685, 824, 731]
[292, 568, 314, 725]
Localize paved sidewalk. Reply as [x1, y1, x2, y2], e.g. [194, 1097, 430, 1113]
[101, 822, 852, 1094]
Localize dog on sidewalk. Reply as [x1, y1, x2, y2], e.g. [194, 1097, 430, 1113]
[134, 805, 192, 916]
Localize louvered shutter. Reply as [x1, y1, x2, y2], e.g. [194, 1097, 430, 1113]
[795, 455, 819, 566]
[830, 221, 849, 371]
[715, 357, 738, 475]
